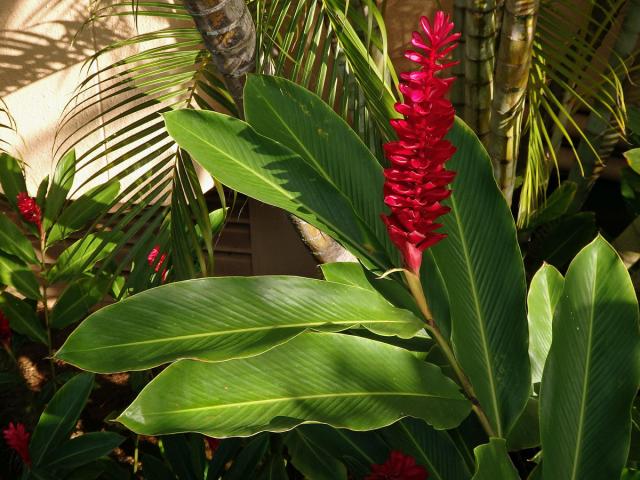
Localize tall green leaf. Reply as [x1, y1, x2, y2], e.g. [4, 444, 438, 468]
[540, 235, 640, 480]
[117, 332, 471, 436]
[528, 264, 564, 383]
[380, 418, 472, 480]
[0, 252, 41, 299]
[42, 432, 124, 471]
[285, 428, 348, 480]
[48, 233, 119, 284]
[50, 276, 109, 329]
[29, 373, 95, 467]
[0, 152, 26, 210]
[0, 292, 47, 344]
[470, 438, 519, 480]
[244, 75, 395, 261]
[44, 149, 76, 230]
[163, 109, 390, 269]
[47, 181, 120, 245]
[431, 118, 530, 436]
[0, 214, 38, 264]
[56, 276, 423, 373]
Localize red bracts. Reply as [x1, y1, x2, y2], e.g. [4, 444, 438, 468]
[381, 11, 460, 274]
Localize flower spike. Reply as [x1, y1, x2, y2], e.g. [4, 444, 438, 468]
[381, 11, 459, 274]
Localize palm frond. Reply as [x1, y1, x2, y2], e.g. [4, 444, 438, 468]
[517, 0, 631, 226]
[54, 0, 398, 291]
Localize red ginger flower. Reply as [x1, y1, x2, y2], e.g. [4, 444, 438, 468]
[0, 310, 11, 346]
[381, 11, 460, 274]
[365, 451, 428, 480]
[3, 422, 31, 466]
[16, 192, 42, 230]
[147, 245, 168, 282]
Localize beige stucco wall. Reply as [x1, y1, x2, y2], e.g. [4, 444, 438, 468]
[0, 0, 448, 195]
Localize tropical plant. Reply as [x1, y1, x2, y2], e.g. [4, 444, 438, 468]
[56, 22, 640, 476]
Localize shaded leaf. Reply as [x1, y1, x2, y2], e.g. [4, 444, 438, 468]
[0, 252, 41, 299]
[0, 152, 26, 211]
[471, 438, 519, 480]
[285, 428, 348, 480]
[0, 213, 38, 264]
[0, 292, 47, 344]
[43, 432, 124, 471]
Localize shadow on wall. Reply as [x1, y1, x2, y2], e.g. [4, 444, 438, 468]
[0, 0, 128, 96]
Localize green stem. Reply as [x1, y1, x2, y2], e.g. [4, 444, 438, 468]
[405, 270, 496, 438]
[39, 227, 56, 389]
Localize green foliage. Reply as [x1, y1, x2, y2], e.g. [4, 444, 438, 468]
[540, 236, 640, 480]
[470, 438, 519, 479]
[116, 332, 471, 436]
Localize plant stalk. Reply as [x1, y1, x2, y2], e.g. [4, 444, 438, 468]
[39, 228, 56, 389]
[405, 270, 496, 438]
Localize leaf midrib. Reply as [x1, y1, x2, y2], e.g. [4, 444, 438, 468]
[62, 317, 414, 353]
[569, 251, 598, 480]
[449, 194, 502, 436]
[130, 391, 463, 416]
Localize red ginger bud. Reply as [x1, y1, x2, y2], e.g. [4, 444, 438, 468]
[365, 450, 429, 480]
[381, 11, 460, 274]
[3, 422, 31, 466]
[16, 192, 42, 230]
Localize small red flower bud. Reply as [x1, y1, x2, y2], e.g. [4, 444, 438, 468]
[382, 11, 460, 274]
[147, 245, 168, 282]
[16, 192, 42, 230]
[365, 450, 428, 480]
[3, 422, 31, 466]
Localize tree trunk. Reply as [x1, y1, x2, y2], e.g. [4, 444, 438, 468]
[567, 0, 640, 210]
[183, 0, 352, 265]
[464, 0, 498, 144]
[487, 0, 540, 205]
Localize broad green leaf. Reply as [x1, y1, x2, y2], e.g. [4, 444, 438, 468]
[540, 235, 640, 480]
[140, 454, 175, 480]
[380, 418, 472, 480]
[30, 373, 94, 466]
[47, 180, 120, 245]
[622, 469, 640, 480]
[320, 262, 372, 290]
[162, 433, 205, 480]
[245, 75, 395, 261]
[117, 332, 471, 436]
[44, 150, 76, 230]
[0, 252, 41, 299]
[36, 176, 49, 212]
[48, 233, 119, 284]
[527, 212, 597, 269]
[506, 397, 540, 451]
[206, 438, 242, 480]
[0, 292, 47, 344]
[57, 276, 423, 373]
[164, 109, 390, 269]
[431, 118, 530, 436]
[421, 250, 452, 339]
[625, 148, 640, 175]
[526, 181, 577, 229]
[285, 428, 348, 480]
[42, 432, 124, 471]
[0, 152, 27, 210]
[0, 213, 38, 264]
[471, 438, 519, 480]
[258, 453, 288, 480]
[295, 424, 388, 477]
[51, 276, 109, 329]
[528, 264, 564, 383]
[225, 434, 270, 480]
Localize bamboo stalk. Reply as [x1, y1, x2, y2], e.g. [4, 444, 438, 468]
[487, 0, 540, 204]
[464, 0, 498, 144]
[451, 0, 467, 113]
[568, 0, 640, 210]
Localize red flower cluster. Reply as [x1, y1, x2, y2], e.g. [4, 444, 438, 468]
[16, 192, 42, 230]
[147, 245, 168, 282]
[0, 310, 11, 347]
[365, 451, 428, 480]
[3, 422, 31, 466]
[381, 11, 460, 274]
